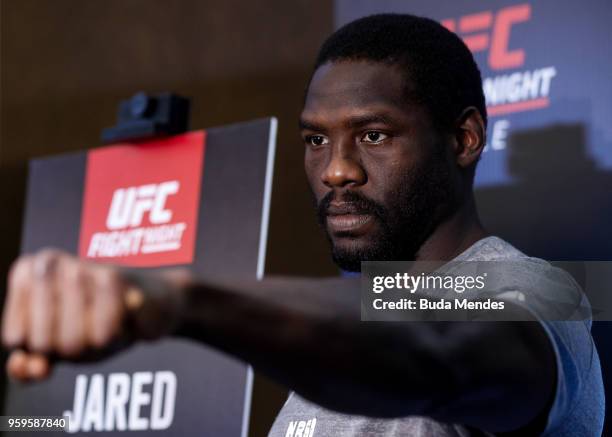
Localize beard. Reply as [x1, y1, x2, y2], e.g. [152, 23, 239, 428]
[315, 147, 456, 272]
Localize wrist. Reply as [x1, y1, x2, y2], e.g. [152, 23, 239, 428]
[120, 268, 192, 340]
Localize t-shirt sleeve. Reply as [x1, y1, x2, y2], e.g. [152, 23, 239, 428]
[538, 318, 604, 436]
[493, 262, 605, 436]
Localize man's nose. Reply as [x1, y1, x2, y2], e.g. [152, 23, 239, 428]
[321, 142, 366, 188]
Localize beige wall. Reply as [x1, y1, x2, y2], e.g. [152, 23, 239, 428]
[0, 1, 337, 435]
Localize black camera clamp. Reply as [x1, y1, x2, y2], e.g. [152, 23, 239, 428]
[101, 92, 190, 144]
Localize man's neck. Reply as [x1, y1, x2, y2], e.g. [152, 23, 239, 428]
[415, 195, 488, 261]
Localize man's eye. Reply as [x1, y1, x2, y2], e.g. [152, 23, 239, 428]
[361, 131, 388, 144]
[306, 135, 329, 147]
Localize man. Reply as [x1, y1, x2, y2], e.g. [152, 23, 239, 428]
[1, 13, 604, 436]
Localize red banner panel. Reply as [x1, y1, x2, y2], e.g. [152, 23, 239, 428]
[79, 131, 205, 267]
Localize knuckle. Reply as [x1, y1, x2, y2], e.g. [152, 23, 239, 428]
[8, 255, 32, 289]
[36, 248, 64, 259]
[1, 306, 23, 346]
[28, 338, 51, 354]
[33, 249, 63, 279]
[57, 340, 82, 358]
[90, 330, 111, 349]
[2, 328, 19, 348]
[59, 259, 87, 290]
[95, 265, 121, 288]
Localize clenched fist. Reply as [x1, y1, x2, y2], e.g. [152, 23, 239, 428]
[1, 249, 190, 382]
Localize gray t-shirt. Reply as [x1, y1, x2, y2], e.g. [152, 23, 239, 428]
[267, 236, 605, 437]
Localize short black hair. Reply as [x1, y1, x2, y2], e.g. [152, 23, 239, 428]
[313, 13, 487, 131]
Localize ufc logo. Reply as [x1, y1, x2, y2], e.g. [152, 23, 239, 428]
[442, 3, 531, 70]
[106, 181, 179, 230]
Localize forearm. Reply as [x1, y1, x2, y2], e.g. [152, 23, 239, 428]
[169, 275, 555, 432]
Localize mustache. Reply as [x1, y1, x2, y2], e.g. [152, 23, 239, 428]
[316, 190, 386, 226]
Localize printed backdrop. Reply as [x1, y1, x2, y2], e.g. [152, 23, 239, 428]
[336, 0, 612, 187]
[336, 0, 612, 432]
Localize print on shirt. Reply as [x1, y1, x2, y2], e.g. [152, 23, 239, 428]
[285, 417, 317, 437]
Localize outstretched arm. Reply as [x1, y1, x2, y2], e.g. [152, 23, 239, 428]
[2, 250, 556, 434]
[171, 275, 556, 433]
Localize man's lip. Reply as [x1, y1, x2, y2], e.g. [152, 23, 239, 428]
[326, 202, 368, 216]
[326, 213, 373, 233]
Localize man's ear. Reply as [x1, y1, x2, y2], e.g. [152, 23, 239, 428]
[453, 107, 486, 169]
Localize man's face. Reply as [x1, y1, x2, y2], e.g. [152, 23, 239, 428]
[301, 60, 457, 271]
